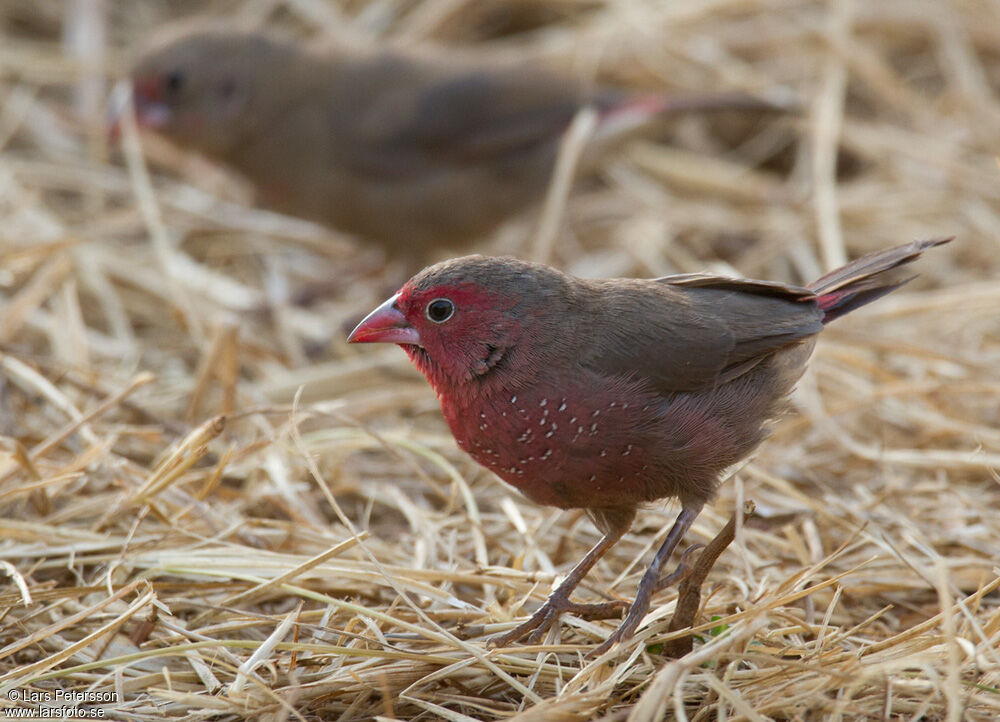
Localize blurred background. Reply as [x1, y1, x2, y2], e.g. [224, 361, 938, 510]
[1, 1, 999, 719]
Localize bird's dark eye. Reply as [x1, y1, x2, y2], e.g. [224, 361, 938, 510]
[218, 78, 237, 99]
[164, 70, 184, 93]
[425, 298, 455, 323]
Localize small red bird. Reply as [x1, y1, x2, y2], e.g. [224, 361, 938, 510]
[349, 238, 949, 651]
[127, 24, 786, 257]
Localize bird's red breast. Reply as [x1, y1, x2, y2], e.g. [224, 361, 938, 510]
[439, 371, 666, 508]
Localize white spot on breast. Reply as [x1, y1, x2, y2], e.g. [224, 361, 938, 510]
[541, 449, 553, 460]
[558, 401, 567, 411]
[592, 410, 600, 417]
[511, 395, 517, 403]
[600, 449, 607, 457]
[569, 417, 577, 424]
[539, 399, 547, 407]
[589, 475, 597, 482]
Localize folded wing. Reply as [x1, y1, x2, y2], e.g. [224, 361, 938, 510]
[581, 274, 823, 393]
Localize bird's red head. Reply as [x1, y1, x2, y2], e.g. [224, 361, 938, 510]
[349, 256, 572, 395]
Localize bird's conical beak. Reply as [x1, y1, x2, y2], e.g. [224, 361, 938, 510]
[107, 78, 173, 142]
[348, 294, 422, 346]
[130, 77, 174, 129]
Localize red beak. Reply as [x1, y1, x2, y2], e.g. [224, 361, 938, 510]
[348, 294, 422, 346]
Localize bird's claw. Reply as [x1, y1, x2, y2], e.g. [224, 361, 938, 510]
[488, 593, 628, 648]
[588, 543, 703, 658]
[490, 543, 705, 653]
[587, 614, 640, 658]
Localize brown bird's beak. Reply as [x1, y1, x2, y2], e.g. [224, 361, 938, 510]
[348, 294, 422, 346]
[129, 77, 174, 129]
[107, 78, 172, 142]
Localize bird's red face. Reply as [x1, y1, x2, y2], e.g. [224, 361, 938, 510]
[348, 279, 523, 393]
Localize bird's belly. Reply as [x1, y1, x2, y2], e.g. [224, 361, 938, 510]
[248, 148, 549, 251]
[339, 166, 548, 250]
[443, 381, 669, 510]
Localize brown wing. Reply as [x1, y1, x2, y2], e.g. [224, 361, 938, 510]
[336, 55, 618, 178]
[580, 275, 823, 393]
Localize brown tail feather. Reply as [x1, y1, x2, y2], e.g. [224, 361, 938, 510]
[808, 238, 952, 324]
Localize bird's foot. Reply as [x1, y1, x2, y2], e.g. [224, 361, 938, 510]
[488, 592, 629, 648]
[654, 544, 704, 592]
[587, 544, 702, 658]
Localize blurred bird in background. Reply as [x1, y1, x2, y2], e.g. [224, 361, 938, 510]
[124, 23, 789, 264]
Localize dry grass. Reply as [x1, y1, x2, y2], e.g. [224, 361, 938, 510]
[1, 0, 999, 719]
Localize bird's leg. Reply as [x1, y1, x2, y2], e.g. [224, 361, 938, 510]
[488, 518, 631, 648]
[653, 543, 703, 592]
[663, 501, 754, 657]
[589, 504, 702, 656]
